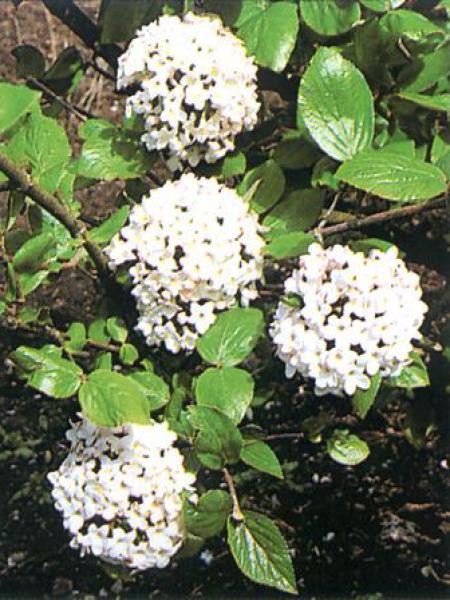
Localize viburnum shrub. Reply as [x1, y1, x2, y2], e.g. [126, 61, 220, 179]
[0, 0, 448, 595]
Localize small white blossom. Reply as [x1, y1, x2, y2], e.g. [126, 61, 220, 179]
[106, 174, 265, 353]
[48, 418, 196, 571]
[270, 244, 427, 396]
[117, 13, 260, 171]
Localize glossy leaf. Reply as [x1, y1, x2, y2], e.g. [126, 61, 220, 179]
[13, 232, 54, 273]
[240, 440, 283, 479]
[298, 47, 374, 162]
[299, 0, 360, 36]
[360, 0, 405, 11]
[235, 1, 299, 72]
[79, 370, 152, 427]
[396, 92, 450, 112]
[227, 511, 297, 594]
[183, 490, 232, 538]
[197, 307, 264, 367]
[327, 430, 370, 466]
[352, 372, 382, 419]
[0, 82, 41, 134]
[386, 352, 430, 388]
[336, 149, 447, 202]
[129, 371, 170, 412]
[77, 119, 154, 180]
[10, 345, 82, 399]
[195, 367, 254, 424]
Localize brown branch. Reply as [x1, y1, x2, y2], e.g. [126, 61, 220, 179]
[0, 182, 15, 193]
[319, 196, 448, 237]
[223, 468, 244, 521]
[41, 0, 121, 71]
[265, 432, 304, 441]
[27, 77, 95, 120]
[0, 150, 109, 277]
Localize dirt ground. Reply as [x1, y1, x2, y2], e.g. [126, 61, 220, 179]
[0, 1, 449, 598]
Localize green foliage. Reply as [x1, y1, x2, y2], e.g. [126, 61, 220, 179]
[352, 373, 382, 419]
[238, 159, 285, 214]
[0, 83, 41, 134]
[240, 439, 283, 479]
[266, 231, 315, 259]
[336, 149, 447, 202]
[327, 430, 370, 466]
[77, 119, 155, 180]
[263, 189, 325, 236]
[195, 367, 254, 424]
[10, 345, 83, 399]
[128, 371, 171, 412]
[78, 370, 152, 427]
[227, 511, 297, 594]
[233, 1, 299, 72]
[298, 47, 374, 162]
[197, 307, 264, 367]
[183, 490, 232, 538]
[189, 406, 243, 469]
[386, 352, 430, 388]
[299, 0, 361, 37]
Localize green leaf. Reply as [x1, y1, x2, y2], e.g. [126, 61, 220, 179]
[189, 406, 243, 469]
[227, 511, 297, 595]
[197, 307, 264, 367]
[64, 322, 87, 353]
[10, 346, 82, 399]
[183, 490, 232, 538]
[311, 156, 340, 190]
[199, 151, 247, 179]
[336, 149, 447, 202]
[88, 318, 111, 343]
[119, 343, 139, 365]
[12, 45, 46, 78]
[359, 0, 405, 11]
[13, 232, 54, 273]
[240, 440, 283, 479]
[6, 112, 71, 193]
[0, 82, 41, 134]
[0, 301, 6, 315]
[106, 316, 128, 343]
[18, 270, 48, 296]
[298, 47, 374, 162]
[263, 189, 325, 235]
[380, 9, 444, 41]
[77, 119, 154, 180]
[235, 1, 299, 72]
[352, 372, 382, 419]
[128, 371, 170, 412]
[386, 352, 429, 388]
[271, 129, 322, 170]
[95, 352, 112, 370]
[350, 238, 398, 254]
[299, 0, 360, 36]
[396, 92, 450, 112]
[238, 159, 285, 214]
[42, 47, 84, 98]
[398, 43, 449, 93]
[78, 369, 152, 427]
[327, 430, 370, 466]
[195, 367, 254, 424]
[266, 231, 314, 259]
[87, 206, 130, 244]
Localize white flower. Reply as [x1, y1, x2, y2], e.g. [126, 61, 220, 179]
[48, 417, 196, 571]
[270, 243, 427, 396]
[106, 174, 265, 353]
[117, 13, 259, 170]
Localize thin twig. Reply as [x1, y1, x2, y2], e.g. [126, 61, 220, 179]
[265, 432, 304, 441]
[27, 77, 93, 121]
[0, 150, 109, 277]
[0, 182, 15, 193]
[318, 191, 341, 230]
[87, 59, 115, 82]
[318, 196, 448, 238]
[223, 468, 244, 521]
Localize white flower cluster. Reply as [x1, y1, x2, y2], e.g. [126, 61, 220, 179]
[48, 418, 196, 571]
[117, 12, 259, 171]
[106, 174, 265, 353]
[270, 244, 427, 396]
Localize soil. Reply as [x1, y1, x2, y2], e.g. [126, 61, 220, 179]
[0, 1, 449, 599]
